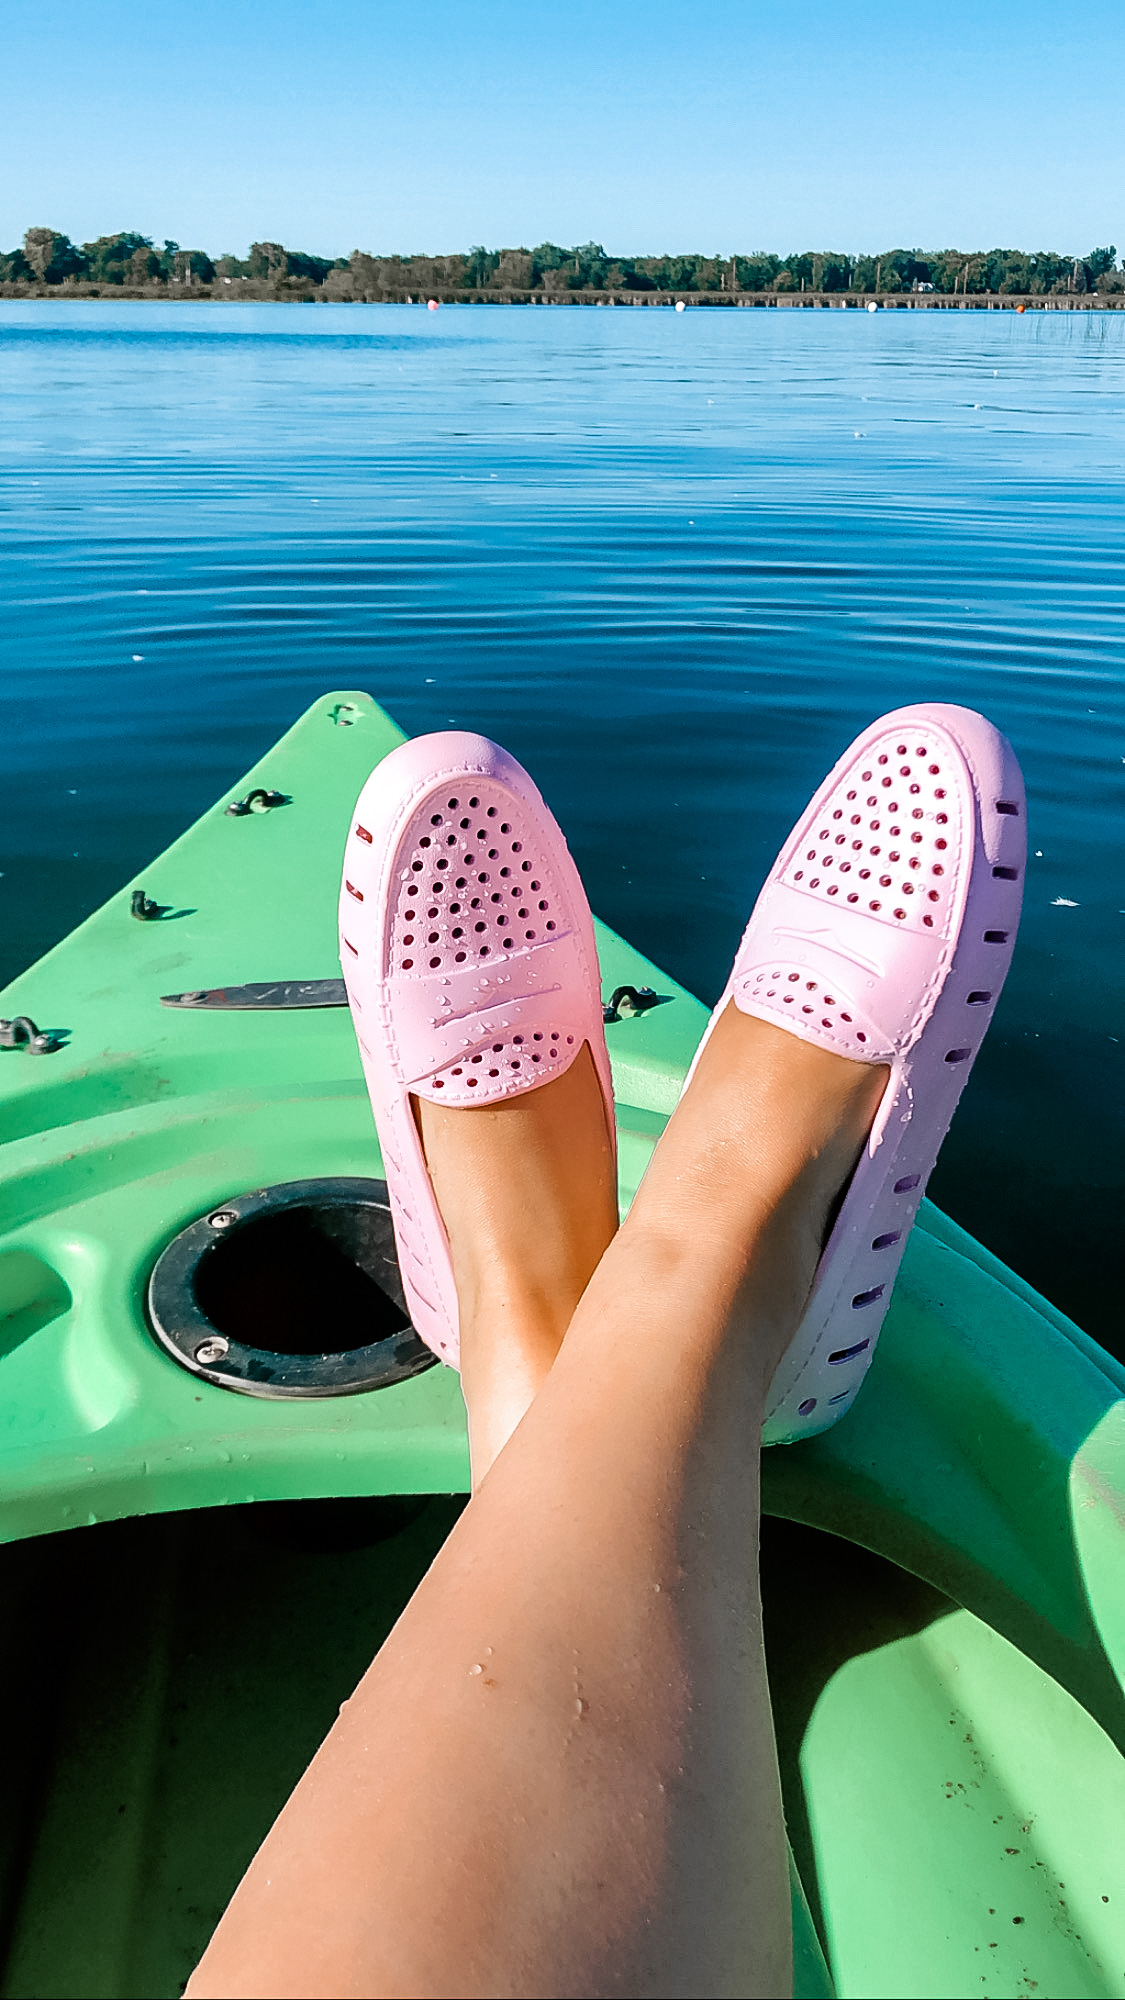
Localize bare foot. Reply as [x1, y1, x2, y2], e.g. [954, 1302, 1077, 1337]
[414, 1043, 618, 1481]
[562, 1003, 891, 1406]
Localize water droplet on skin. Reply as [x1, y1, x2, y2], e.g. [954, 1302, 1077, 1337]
[575, 1698, 588, 1716]
[469, 1663, 483, 1676]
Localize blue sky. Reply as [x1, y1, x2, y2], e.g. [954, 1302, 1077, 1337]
[1, 0, 1120, 257]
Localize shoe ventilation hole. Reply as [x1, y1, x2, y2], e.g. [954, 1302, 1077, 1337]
[830, 1339, 872, 1364]
[427, 1031, 575, 1104]
[387, 782, 567, 976]
[992, 865, 1019, 881]
[872, 1230, 901, 1250]
[944, 1047, 972, 1064]
[967, 991, 991, 1006]
[894, 1174, 920, 1193]
[851, 1287, 885, 1310]
[750, 969, 871, 1049]
[984, 930, 1009, 945]
[828, 1390, 852, 1405]
[798, 1398, 817, 1416]
[784, 730, 967, 931]
[345, 879, 363, 902]
[355, 824, 373, 844]
[996, 800, 1020, 816]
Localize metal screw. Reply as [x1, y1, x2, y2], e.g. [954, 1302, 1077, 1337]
[208, 1210, 236, 1229]
[194, 1337, 230, 1365]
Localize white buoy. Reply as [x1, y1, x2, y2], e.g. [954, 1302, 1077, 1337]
[675, 299, 687, 312]
[427, 299, 439, 311]
[866, 300, 879, 313]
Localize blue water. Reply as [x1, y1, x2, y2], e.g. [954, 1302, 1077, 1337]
[2, 301, 1123, 1347]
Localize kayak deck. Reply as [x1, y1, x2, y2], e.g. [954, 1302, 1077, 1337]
[0, 1504, 1120, 2000]
[2, 690, 1124, 1999]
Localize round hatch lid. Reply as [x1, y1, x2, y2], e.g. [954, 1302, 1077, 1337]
[147, 1177, 436, 1398]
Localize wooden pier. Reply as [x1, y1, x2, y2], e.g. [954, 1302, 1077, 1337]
[3, 281, 1122, 310]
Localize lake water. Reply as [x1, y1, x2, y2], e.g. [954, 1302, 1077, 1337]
[1, 301, 1123, 1350]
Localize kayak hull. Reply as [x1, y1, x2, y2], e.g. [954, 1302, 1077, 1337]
[1, 691, 1123, 1999]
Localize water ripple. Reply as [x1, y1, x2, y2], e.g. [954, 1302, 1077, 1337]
[1, 301, 1123, 1344]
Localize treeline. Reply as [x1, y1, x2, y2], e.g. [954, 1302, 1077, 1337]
[0, 228, 347, 289]
[2, 227, 1121, 297]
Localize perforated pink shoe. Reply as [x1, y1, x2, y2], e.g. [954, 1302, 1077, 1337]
[687, 703, 1026, 1445]
[339, 733, 615, 1367]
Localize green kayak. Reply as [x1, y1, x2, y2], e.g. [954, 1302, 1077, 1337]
[1, 691, 1123, 2000]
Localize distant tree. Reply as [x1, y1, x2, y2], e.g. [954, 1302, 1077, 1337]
[926, 250, 966, 293]
[23, 227, 88, 282]
[129, 245, 161, 284]
[172, 250, 215, 286]
[975, 248, 1048, 293]
[1086, 245, 1116, 277]
[734, 254, 780, 291]
[780, 253, 815, 290]
[1029, 252, 1072, 294]
[530, 242, 569, 287]
[819, 253, 853, 291]
[248, 241, 289, 281]
[23, 226, 59, 277]
[346, 251, 383, 293]
[81, 233, 154, 284]
[403, 254, 465, 291]
[693, 256, 726, 292]
[238, 242, 337, 286]
[635, 254, 700, 292]
[495, 248, 533, 288]
[872, 250, 930, 293]
[611, 256, 655, 290]
[0, 246, 33, 282]
[465, 245, 499, 286]
[570, 242, 608, 288]
[528, 241, 610, 290]
[285, 249, 336, 285]
[989, 250, 1034, 293]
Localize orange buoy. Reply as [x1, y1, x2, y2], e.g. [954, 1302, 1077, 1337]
[1016, 303, 1026, 313]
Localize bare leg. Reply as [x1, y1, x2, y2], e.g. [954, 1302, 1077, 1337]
[417, 1042, 619, 1483]
[189, 1008, 887, 2000]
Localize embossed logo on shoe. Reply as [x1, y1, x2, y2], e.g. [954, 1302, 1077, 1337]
[431, 983, 565, 1031]
[768, 926, 886, 979]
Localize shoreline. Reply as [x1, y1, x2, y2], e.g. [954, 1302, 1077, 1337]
[1, 283, 1120, 311]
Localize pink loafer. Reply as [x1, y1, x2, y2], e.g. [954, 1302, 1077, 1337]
[689, 703, 1026, 1445]
[338, 733, 615, 1367]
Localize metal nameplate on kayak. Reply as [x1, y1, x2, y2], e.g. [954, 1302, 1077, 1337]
[161, 979, 348, 1010]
